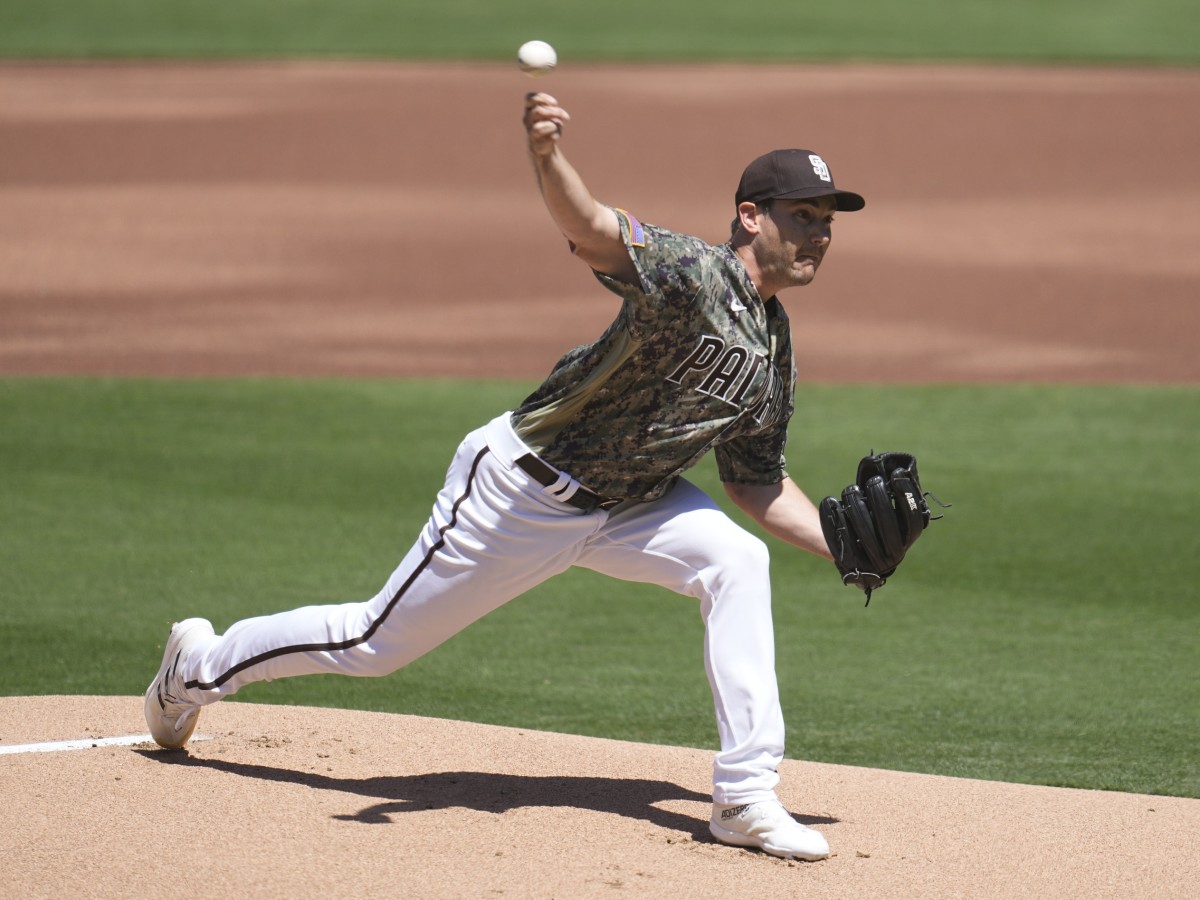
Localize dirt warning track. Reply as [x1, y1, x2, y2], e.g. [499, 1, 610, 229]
[1, 62, 1198, 383]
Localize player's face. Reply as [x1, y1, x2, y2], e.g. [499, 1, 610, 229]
[757, 196, 836, 289]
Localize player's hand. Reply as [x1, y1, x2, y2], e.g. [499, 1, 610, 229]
[524, 92, 569, 157]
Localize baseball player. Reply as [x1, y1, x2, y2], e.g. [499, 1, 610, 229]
[146, 91, 866, 862]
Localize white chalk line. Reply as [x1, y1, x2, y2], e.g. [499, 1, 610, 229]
[0, 734, 212, 756]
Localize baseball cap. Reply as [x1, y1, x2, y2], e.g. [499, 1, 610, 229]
[735, 149, 865, 212]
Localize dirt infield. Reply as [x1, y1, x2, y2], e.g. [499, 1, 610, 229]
[2, 61, 1198, 382]
[3, 697, 1198, 899]
[2, 62, 1199, 898]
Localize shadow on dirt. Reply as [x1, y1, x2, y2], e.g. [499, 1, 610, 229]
[136, 749, 839, 840]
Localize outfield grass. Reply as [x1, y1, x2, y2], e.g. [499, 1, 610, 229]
[1, 378, 1196, 797]
[0, 0, 1197, 64]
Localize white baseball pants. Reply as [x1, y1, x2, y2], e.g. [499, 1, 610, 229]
[181, 412, 786, 803]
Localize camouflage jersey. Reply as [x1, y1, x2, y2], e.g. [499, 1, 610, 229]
[511, 209, 796, 504]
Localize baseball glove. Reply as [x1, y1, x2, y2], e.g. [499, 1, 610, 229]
[819, 451, 939, 605]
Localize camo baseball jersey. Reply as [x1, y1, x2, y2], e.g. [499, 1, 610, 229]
[512, 209, 796, 503]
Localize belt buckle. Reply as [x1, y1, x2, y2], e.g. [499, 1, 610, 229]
[570, 487, 620, 513]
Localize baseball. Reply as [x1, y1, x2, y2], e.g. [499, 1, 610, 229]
[517, 40, 557, 77]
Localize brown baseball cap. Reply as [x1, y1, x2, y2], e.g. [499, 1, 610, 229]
[735, 149, 865, 211]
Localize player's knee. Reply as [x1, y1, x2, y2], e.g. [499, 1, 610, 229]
[734, 530, 770, 571]
[702, 527, 770, 588]
[693, 537, 772, 624]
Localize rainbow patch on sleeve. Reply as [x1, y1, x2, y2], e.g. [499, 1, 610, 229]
[614, 208, 646, 247]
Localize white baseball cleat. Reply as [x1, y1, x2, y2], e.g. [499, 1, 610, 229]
[144, 618, 214, 749]
[709, 799, 831, 861]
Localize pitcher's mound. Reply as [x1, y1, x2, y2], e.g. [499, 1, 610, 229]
[1, 696, 1195, 898]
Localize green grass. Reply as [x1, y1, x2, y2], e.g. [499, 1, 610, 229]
[0, 0, 1197, 64]
[2, 378, 1197, 797]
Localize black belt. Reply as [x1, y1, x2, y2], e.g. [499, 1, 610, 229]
[514, 453, 622, 512]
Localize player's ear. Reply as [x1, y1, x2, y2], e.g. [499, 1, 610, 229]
[736, 201, 766, 236]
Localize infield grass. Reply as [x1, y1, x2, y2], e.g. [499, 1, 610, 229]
[0, 0, 1197, 64]
[2, 378, 1196, 797]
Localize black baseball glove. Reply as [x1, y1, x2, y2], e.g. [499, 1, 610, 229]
[819, 451, 941, 605]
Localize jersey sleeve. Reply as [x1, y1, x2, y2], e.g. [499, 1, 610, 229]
[714, 422, 790, 486]
[591, 210, 708, 340]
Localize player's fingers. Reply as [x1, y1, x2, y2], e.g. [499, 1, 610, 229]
[527, 120, 564, 153]
[523, 96, 569, 124]
[523, 107, 569, 130]
[524, 115, 568, 154]
[528, 119, 562, 136]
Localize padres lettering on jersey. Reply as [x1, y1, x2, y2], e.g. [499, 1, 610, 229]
[513, 212, 795, 503]
[667, 335, 791, 429]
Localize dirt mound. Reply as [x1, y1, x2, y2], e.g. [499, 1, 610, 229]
[2, 696, 1196, 898]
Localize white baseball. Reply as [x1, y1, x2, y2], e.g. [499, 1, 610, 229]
[517, 40, 557, 77]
